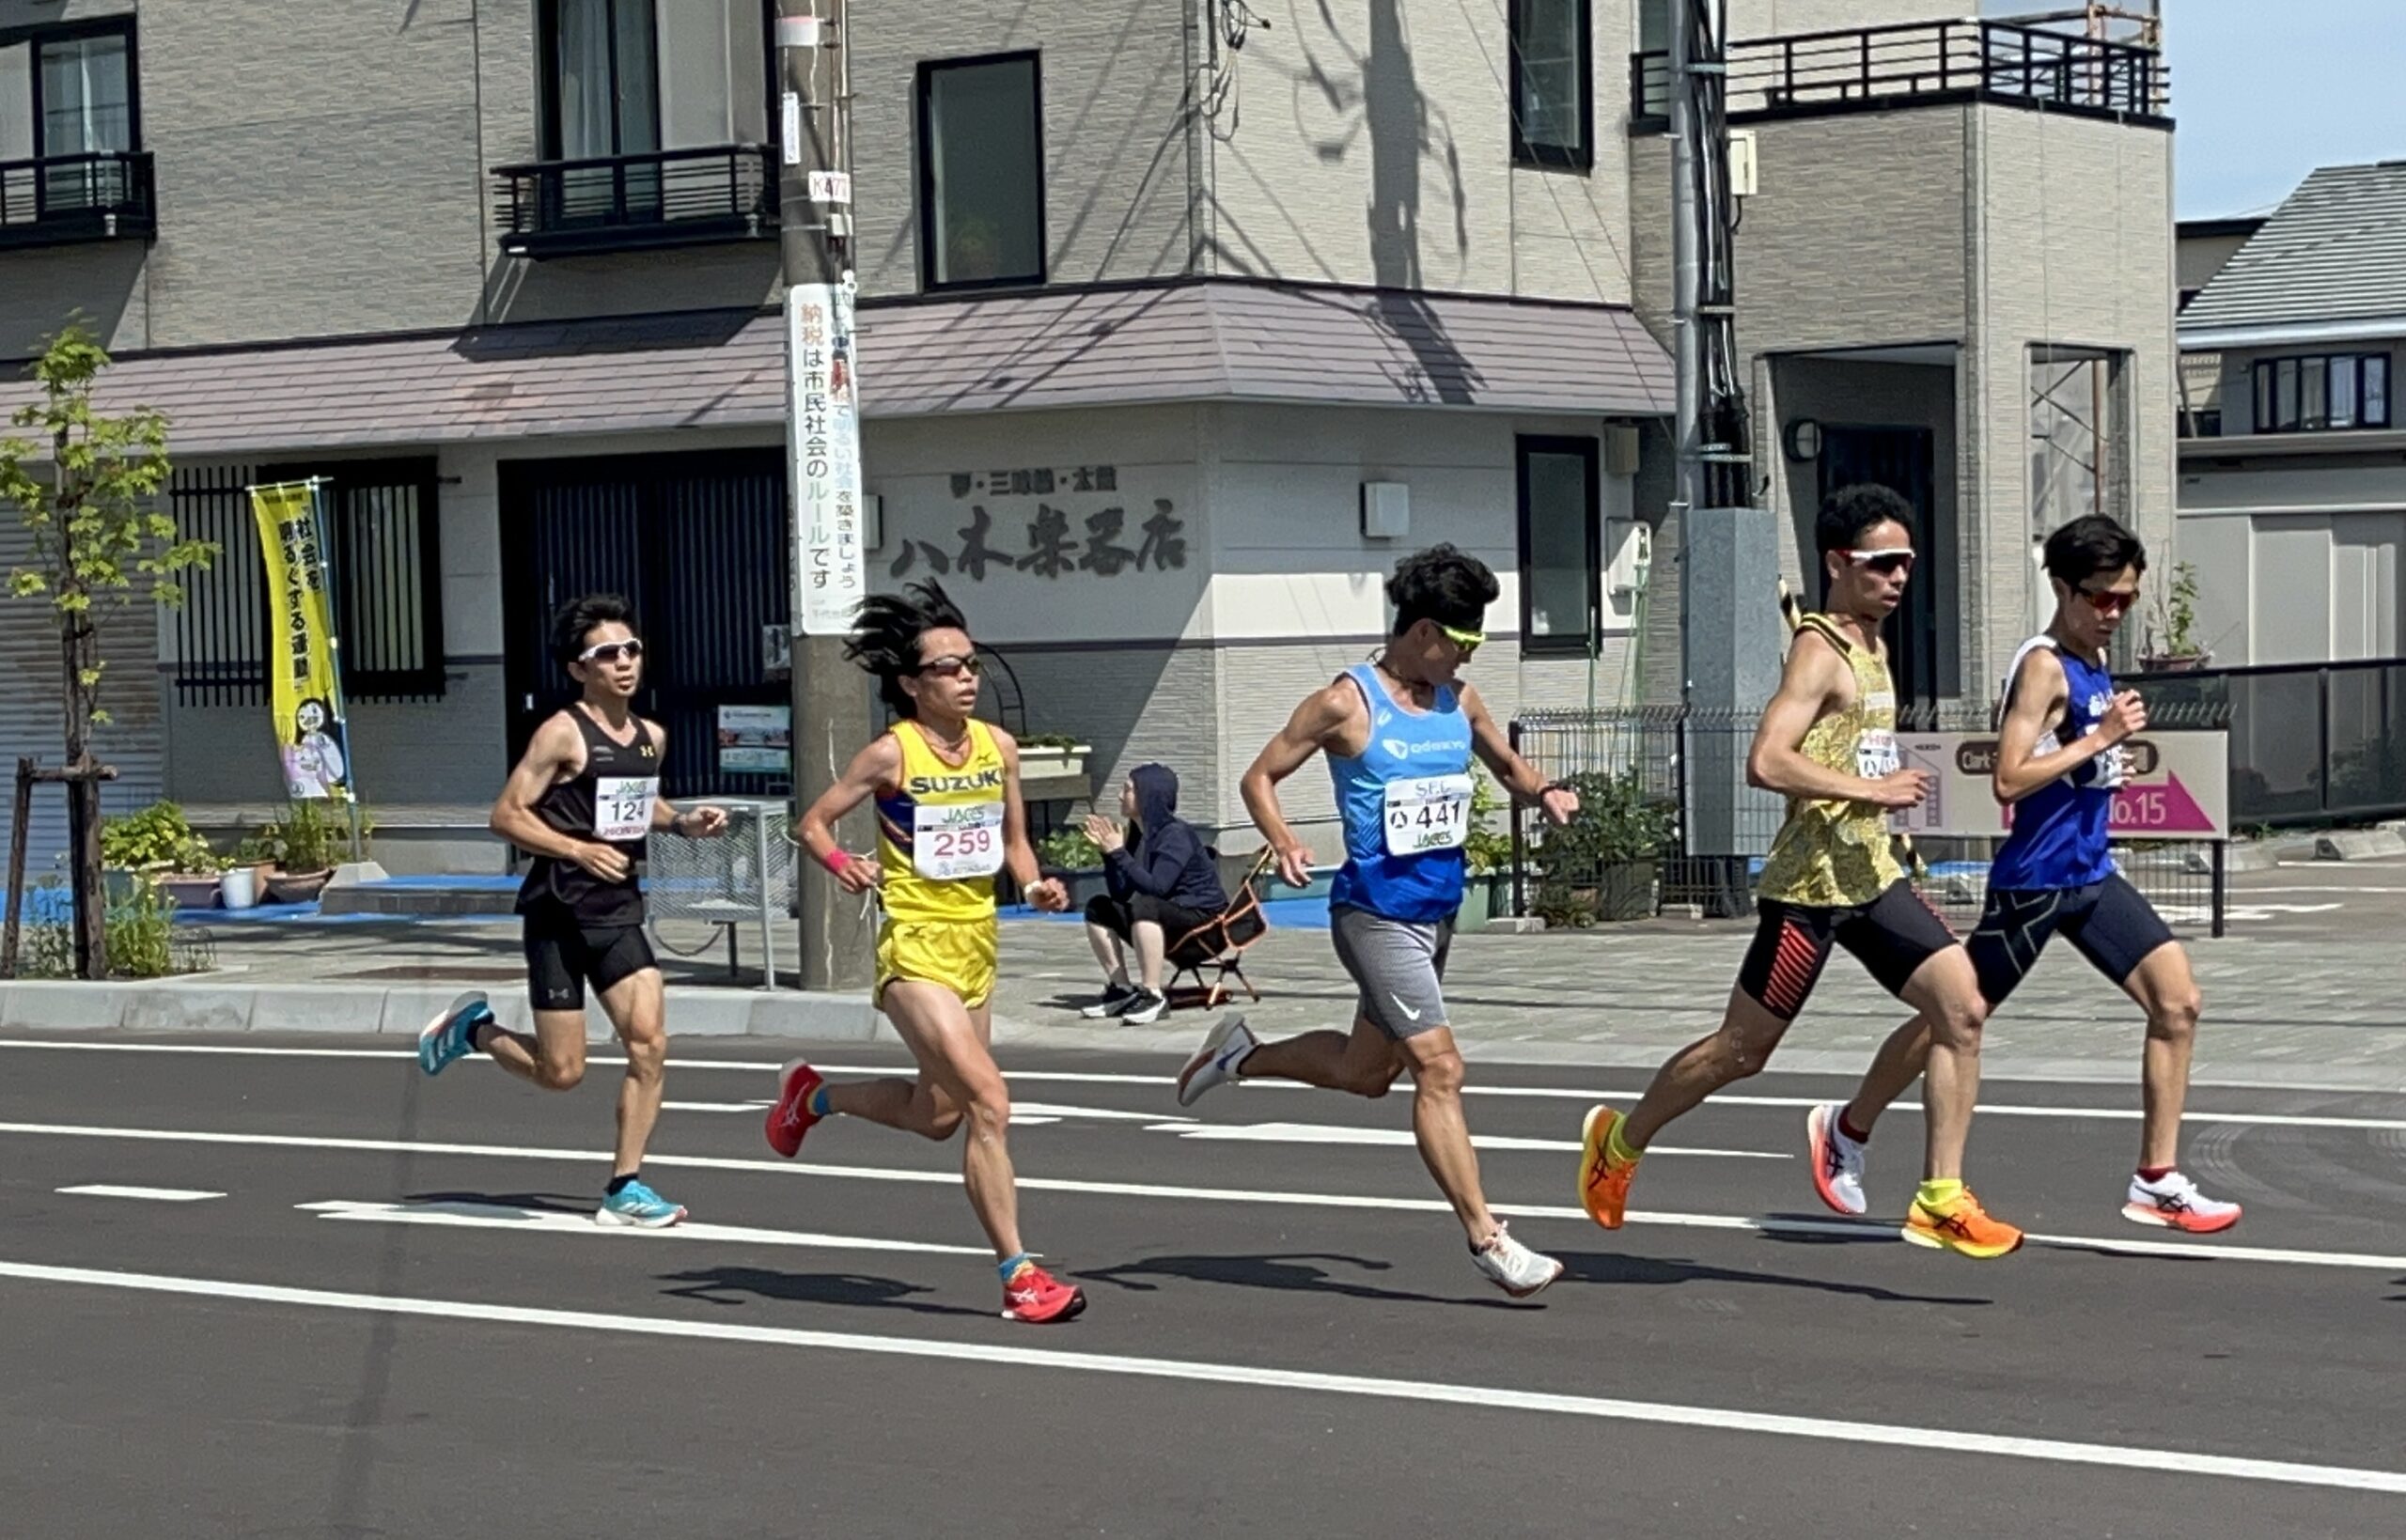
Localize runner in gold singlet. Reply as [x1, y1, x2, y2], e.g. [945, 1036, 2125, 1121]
[1575, 485, 2024, 1259]
[763, 580, 1088, 1324]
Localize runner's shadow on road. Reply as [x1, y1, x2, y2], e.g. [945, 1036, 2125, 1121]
[1071, 1252, 1526, 1310]
[656, 1266, 992, 1318]
[406, 1190, 593, 1215]
[1555, 1252, 1990, 1307]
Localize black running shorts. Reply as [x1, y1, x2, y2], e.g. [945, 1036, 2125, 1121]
[523, 902, 657, 1011]
[1967, 873, 2176, 1006]
[1737, 879, 1958, 1021]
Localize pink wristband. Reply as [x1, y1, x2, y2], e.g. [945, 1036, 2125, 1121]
[821, 848, 852, 876]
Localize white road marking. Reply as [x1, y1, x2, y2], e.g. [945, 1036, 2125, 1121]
[5, 1039, 2403, 1126]
[296, 1199, 987, 1254]
[55, 1184, 224, 1202]
[0, 1259, 2398, 1494]
[664, 1098, 1195, 1128]
[1142, 1121, 1781, 1159]
[1, 1121, 2397, 1271]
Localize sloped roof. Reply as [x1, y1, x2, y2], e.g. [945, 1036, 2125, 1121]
[2, 281, 1671, 458]
[2179, 161, 2406, 337]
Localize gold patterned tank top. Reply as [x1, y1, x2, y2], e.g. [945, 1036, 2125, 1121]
[1756, 614, 1905, 908]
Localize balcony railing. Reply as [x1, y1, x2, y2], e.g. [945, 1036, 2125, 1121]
[1632, 19, 2169, 129]
[0, 151, 157, 250]
[491, 144, 778, 259]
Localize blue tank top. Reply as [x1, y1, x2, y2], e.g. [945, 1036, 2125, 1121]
[1326, 664, 1475, 924]
[1987, 637, 2119, 890]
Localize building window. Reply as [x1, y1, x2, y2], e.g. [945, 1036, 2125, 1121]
[1518, 436, 1601, 657]
[918, 53, 1044, 290]
[2250, 353, 2392, 433]
[167, 461, 447, 706]
[0, 17, 141, 216]
[1509, 0, 1591, 169]
[538, 0, 768, 159]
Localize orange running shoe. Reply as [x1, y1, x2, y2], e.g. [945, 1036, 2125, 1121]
[1902, 1187, 2024, 1259]
[1002, 1261, 1087, 1324]
[1578, 1105, 1639, 1229]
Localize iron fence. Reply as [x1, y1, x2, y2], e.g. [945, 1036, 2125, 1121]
[1507, 703, 2226, 932]
[2132, 659, 2406, 828]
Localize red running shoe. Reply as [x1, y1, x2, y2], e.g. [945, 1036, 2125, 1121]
[1001, 1261, 1087, 1324]
[765, 1059, 824, 1158]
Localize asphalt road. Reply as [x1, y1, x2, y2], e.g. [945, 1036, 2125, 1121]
[2, 1030, 2401, 1538]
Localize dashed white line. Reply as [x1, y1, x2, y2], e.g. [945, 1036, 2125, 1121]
[55, 1184, 224, 1202]
[296, 1199, 987, 1254]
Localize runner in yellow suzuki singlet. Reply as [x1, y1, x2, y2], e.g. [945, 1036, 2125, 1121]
[1756, 613, 1905, 909]
[873, 717, 1008, 1006]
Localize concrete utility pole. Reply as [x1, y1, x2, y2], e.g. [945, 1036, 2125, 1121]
[777, 0, 872, 989]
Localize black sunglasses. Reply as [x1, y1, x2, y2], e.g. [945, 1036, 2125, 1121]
[917, 655, 983, 679]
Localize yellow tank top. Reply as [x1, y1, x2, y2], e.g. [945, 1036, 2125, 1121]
[875, 720, 1007, 924]
[1756, 615, 1905, 908]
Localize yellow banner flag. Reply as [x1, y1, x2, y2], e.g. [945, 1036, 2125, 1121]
[250, 482, 352, 802]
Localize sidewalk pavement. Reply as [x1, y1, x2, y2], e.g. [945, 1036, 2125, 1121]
[5, 907, 2401, 1090]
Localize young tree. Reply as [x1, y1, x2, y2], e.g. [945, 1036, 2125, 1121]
[2, 322, 211, 978]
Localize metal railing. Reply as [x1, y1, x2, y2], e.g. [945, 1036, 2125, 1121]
[1632, 19, 2168, 127]
[1507, 702, 2223, 931]
[491, 143, 778, 258]
[2133, 659, 2406, 827]
[0, 150, 156, 248]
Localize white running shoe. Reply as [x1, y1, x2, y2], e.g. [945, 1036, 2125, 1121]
[1175, 1015, 1257, 1107]
[2122, 1171, 2242, 1235]
[1805, 1103, 1868, 1217]
[1472, 1222, 1564, 1299]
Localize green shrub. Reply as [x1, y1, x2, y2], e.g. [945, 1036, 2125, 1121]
[99, 801, 216, 874]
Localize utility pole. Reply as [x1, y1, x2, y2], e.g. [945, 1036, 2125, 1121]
[777, 0, 872, 989]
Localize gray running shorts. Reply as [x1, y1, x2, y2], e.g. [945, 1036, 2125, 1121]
[1331, 904, 1452, 1039]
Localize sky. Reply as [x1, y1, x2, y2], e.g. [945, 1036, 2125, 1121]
[2149, 1, 2399, 219]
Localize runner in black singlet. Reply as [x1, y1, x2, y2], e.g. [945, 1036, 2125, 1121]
[416, 594, 727, 1227]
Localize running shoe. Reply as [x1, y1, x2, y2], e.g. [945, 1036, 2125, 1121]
[1175, 1015, 1257, 1107]
[1805, 1102, 1869, 1217]
[595, 1180, 686, 1228]
[416, 991, 490, 1077]
[1902, 1188, 2023, 1259]
[1578, 1105, 1639, 1229]
[2122, 1171, 2242, 1235]
[1119, 989, 1168, 1025]
[1001, 1261, 1087, 1323]
[1080, 983, 1139, 1019]
[765, 1059, 825, 1159]
[1472, 1222, 1565, 1299]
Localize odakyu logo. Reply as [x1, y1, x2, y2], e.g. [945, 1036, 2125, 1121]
[1383, 736, 1470, 761]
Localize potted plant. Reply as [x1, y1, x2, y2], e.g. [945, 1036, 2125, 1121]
[1530, 770, 1675, 927]
[262, 800, 344, 904]
[1456, 772, 1514, 933]
[1035, 823, 1108, 911]
[219, 832, 275, 911]
[2141, 559, 2210, 672]
[99, 801, 222, 910]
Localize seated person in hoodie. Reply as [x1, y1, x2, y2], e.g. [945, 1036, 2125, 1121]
[1080, 764, 1229, 1023]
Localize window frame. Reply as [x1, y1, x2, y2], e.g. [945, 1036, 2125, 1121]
[1515, 434, 1603, 659]
[0, 13, 144, 163]
[1508, 0, 1593, 171]
[2249, 352, 2395, 434]
[915, 49, 1048, 293]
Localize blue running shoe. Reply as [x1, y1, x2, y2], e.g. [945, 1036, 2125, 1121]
[417, 991, 490, 1077]
[595, 1180, 687, 1229]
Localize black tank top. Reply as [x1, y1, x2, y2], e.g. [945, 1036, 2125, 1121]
[514, 705, 659, 926]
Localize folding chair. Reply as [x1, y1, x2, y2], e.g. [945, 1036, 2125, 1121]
[1163, 848, 1275, 1011]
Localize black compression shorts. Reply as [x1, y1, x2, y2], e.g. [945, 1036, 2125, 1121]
[1967, 873, 2176, 1006]
[523, 903, 657, 1012]
[1737, 879, 1958, 1021]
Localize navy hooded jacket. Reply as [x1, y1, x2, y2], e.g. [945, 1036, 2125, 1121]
[1104, 764, 1228, 914]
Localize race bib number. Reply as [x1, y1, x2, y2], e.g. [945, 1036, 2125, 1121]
[2091, 745, 2129, 789]
[1854, 730, 1900, 780]
[594, 777, 658, 843]
[914, 801, 1005, 880]
[1383, 774, 1474, 859]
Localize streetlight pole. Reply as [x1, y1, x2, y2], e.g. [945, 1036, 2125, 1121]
[776, 0, 872, 989]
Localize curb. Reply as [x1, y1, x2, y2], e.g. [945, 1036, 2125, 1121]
[0, 980, 895, 1044]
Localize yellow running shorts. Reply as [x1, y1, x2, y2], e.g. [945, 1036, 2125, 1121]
[874, 918, 999, 1010]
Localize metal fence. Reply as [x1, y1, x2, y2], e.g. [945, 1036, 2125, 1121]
[1507, 702, 2226, 932]
[2132, 659, 2406, 828]
[645, 801, 797, 985]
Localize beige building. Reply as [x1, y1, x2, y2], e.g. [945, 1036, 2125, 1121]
[0, 0, 2175, 876]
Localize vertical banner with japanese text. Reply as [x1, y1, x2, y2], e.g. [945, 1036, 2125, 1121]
[249, 481, 352, 802]
[788, 278, 867, 635]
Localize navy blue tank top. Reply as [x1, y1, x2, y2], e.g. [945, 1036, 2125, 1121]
[1987, 637, 2119, 890]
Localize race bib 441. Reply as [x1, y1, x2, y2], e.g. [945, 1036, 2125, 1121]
[1383, 774, 1474, 859]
